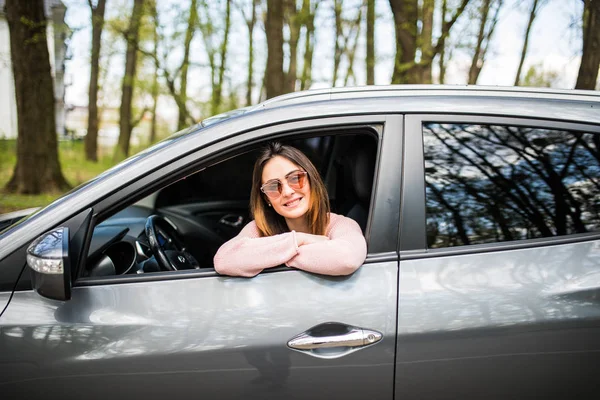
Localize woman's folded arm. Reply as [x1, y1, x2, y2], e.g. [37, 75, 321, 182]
[213, 221, 299, 277]
[286, 215, 367, 276]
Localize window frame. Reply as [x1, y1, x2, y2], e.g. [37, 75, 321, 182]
[74, 115, 398, 287]
[400, 114, 600, 260]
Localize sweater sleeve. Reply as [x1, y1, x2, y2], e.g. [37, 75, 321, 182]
[286, 214, 367, 276]
[213, 221, 299, 277]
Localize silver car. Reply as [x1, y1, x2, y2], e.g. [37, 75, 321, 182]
[1, 85, 600, 399]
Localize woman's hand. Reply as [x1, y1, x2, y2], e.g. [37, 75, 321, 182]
[296, 232, 330, 246]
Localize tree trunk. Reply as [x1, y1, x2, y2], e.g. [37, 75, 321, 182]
[115, 0, 144, 161]
[576, 0, 600, 90]
[150, 1, 159, 144]
[4, 0, 69, 194]
[211, 0, 231, 115]
[390, 0, 418, 83]
[332, 0, 344, 86]
[366, 0, 375, 85]
[390, 0, 470, 84]
[284, 0, 298, 92]
[246, 0, 258, 106]
[300, 0, 316, 90]
[343, 7, 363, 86]
[420, 0, 434, 83]
[438, 0, 448, 83]
[514, 0, 540, 86]
[473, 0, 502, 84]
[85, 0, 107, 162]
[468, 0, 491, 84]
[178, 0, 198, 130]
[265, 0, 285, 98]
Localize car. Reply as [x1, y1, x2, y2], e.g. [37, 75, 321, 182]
[1, 85, 600, 399]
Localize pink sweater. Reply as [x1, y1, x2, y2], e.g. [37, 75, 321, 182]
[214, 213, 367, 277]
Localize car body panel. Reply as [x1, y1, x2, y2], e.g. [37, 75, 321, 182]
[395, 241, 600, 399]
[0, 263, 397, 399]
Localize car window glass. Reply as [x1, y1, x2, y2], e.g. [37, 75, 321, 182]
[424, 123, 600, 248]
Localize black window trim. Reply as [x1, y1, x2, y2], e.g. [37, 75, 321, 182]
[75, 115, 396, 288]
[400, 114, 600, 258]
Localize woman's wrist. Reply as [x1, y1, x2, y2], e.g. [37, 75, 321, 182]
[295, 231, 305, 246]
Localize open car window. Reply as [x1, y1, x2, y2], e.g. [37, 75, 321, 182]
[81, 132, 378, 280]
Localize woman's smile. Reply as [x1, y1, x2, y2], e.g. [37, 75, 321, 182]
[283, 197, 303, 208]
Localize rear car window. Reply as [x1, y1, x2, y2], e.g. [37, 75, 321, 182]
[424, 123, 600, 248]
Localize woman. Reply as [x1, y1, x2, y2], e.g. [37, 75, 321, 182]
[214, 142, 367, 277]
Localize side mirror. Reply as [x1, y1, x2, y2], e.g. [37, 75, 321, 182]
[26, 227, 71, 301]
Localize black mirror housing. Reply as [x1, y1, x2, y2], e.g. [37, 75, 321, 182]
[26, 227, 71, 301]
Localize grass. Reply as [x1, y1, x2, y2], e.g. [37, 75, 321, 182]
[0, 139, 136, 214]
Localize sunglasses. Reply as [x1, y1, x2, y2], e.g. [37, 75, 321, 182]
[260, 170, 308, 199]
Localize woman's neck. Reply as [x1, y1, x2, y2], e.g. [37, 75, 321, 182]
[286, 217, 310, 233]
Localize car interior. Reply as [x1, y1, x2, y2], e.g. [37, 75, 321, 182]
[81, 130, 378, 279]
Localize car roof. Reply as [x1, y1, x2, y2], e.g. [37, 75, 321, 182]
[256, 85, 600, 111]
[199, 84, 600, 130]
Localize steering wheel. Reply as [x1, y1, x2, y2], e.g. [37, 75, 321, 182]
[144, 215, 200, 271]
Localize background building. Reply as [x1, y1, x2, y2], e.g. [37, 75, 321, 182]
[0, 0, 68, 139]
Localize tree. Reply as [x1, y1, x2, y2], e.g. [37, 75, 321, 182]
[236, 0, 260, 106]
[514, 0, 544, 86]
[85, 0, 107, 162]
[149, 0, 159, 143]
[213, 0, 231, 115]
[4, 0, 69, 194]
[198, 0, 232, 116]
[299, 0, 319, 90]
[285, 0, 301, 92]
[389, 0, 471, 84]
[175, 0, 198, 129]
[420, 0, 434, 83]
[575, 0, 600, 90]
[468, 0, 502, 84]
[366, 0, 375, 85]
[115, 0, 145, 161]
[148, 1, 195, 131]
[438, 0, 449, 83]
[265, 0, 284, 98]
[332, 0, 363, 86]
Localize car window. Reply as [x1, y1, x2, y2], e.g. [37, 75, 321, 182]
[81, 132, 377, 279]
[424, 123, 600, 248]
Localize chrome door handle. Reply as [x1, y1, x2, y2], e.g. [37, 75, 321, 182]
[288, 322, 382, 356]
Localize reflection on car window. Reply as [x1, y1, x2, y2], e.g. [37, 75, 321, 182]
[424, 123, 600, 248]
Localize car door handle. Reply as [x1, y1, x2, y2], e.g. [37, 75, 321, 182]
[219, 214, 244, 228]
[288, 322, 382, 358]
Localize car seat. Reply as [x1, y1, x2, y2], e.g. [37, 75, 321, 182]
[335, 135, 376, 233]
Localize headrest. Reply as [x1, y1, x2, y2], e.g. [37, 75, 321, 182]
[345, 137, 375, 203]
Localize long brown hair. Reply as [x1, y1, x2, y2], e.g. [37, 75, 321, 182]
[250, 142, 330, 236]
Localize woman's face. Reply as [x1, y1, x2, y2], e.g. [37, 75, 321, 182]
[261, 156, 311, 222]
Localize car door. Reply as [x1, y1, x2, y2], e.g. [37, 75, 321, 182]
[0, 115, 402, 400]
[395, 114, 600, 399]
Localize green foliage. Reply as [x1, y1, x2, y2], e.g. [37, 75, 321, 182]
[522, 64, 560, 88]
